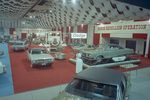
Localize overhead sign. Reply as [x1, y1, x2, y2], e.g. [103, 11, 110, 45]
[71, 33, 87, 39]
[95, 20, 150, 33]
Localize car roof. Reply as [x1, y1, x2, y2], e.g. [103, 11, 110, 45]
[74, 67, 124, 86]
[30, 48, 46, 50]
[15, 41, 25, 43]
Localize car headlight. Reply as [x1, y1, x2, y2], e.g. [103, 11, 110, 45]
[32, 60, 36, 63]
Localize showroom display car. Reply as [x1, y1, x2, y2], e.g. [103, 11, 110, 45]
[0, 50, 4, 56]
[0, 62, 6, 75]
[10, 41, 29, 51]
[80, 44, 134, 65]
[72, 44, 96, 52]
[26, 48, 54, 68]
[52, 67, 130, 100]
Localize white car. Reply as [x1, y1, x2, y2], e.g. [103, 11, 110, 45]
[26, 48, 54, 68]
[10, 41, 29, 51]
[0, 62, 6, 75]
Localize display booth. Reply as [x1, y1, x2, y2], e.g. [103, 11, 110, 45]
[94, 19, 150, 58]
[70, 33, 87, 47]
[44, 31, 63, 53]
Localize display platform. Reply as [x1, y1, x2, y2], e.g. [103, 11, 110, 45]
[69, 57, 141, 68]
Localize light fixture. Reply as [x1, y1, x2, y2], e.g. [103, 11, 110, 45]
[72, 0, 76, 4]
[22, 22, 25, 24]
[63, 0, 66, 4]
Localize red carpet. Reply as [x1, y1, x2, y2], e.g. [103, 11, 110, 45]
[8, 44, 76, 93]
[8, 43, 150, 93]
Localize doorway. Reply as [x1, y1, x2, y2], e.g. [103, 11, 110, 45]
[126, 40, 136, 52]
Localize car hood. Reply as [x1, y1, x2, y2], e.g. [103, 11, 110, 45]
[52, 91, 88, 100]
[52, 91, 114, 100]
[30, 54, 54, 60]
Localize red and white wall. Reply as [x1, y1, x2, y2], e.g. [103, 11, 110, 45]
[94, 19, 150, 58]
[2, 19, 150, 58]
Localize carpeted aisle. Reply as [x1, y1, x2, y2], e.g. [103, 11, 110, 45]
[8, 44, 76, 93]
[0, 43, 14, 96]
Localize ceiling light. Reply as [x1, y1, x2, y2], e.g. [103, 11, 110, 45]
[22, 22, 25, 24]
[72, 0, 76, 4]
[63, 0, 66, 4]
[29, 16, 32, 18]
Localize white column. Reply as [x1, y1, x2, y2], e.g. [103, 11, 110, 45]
[87, 24, 94, 44]
[63, 27, 66, 42]
[145, 33, 150, 58]
[73, 26, 77, 33]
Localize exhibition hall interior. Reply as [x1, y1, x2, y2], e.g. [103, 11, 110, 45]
[0, 0, 150, 100]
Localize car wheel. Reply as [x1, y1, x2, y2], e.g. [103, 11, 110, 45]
[96, 55, 103, 63]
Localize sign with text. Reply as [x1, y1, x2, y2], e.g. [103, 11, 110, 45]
[71, 33, 87, 39]
[95, 20, 150, 33]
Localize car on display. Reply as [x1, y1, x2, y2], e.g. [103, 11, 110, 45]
[0, 50, 4, 56]
[10, 41, 29, 51]
[26, 48, 54, 68]
[0, 62, 7, 75]
[9, 38, 29, 44]
[72, 44, 96, 52]
[80, 44, 134, 64]
[52, 67, 130, 100]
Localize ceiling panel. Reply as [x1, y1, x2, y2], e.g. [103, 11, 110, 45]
[0, 0, 150, 28]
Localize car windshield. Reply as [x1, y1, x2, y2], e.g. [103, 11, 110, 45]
[14, 43, 23, 45]
[32, 49, 48, 54]
[65, 78, 117, 100]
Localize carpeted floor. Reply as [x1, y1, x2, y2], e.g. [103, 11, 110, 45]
[7, 43, 150, 94]
[8, 44, 76, 93]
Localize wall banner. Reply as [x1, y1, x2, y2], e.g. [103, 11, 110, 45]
[95, 20, 150, 33]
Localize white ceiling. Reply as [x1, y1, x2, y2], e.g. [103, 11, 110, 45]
[0, 0, 150, 28]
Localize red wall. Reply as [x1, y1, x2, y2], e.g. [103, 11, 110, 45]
[66, 27, 73, 43]
[133, 33, 147, 39]
[77, 25, 88, 43]
[21, 33, 27, 39]
[93, 34, 100, 46]
[9, 28, 15, 35]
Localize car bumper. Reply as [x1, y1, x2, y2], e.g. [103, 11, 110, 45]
[31, 60, 54, 66]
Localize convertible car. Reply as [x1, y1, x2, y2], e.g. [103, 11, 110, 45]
[80, 44, 134, 64]
[0, 50, 4, 56]
[26, 48, 54, 68]
[10, 41, 29, 51]
[52, 67, 130, 100]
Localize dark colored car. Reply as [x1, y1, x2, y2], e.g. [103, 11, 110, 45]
[52, 67, 130, 100]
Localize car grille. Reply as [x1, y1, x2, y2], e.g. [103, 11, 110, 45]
[37, 59, 50, 63]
